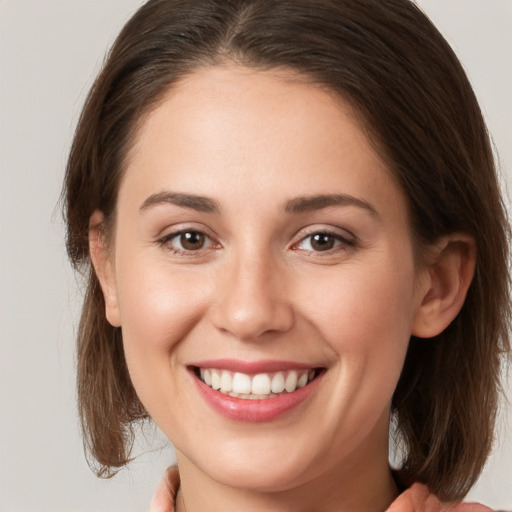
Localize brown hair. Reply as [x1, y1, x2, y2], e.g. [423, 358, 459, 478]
[64, 0, 511, 500]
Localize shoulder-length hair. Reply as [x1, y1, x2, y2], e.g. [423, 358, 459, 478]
[64, 0, 511, 501]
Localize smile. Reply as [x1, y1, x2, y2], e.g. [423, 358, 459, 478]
[197, 368, 319, 399]
[190, 360, 325, 422]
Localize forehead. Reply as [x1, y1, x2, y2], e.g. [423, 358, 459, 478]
[121, 65, 407, 222]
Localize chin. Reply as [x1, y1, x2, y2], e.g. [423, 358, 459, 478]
[179, 431, 327, 493]
[206, 458, 314, 493]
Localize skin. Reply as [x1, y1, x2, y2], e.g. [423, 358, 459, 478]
[90, 65, 475, 512]
[149, 468, 494, 512]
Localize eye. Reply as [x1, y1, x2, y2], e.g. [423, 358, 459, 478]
[294, 230, 355, 253]
[159, 229, 215, 254]
[176, 231, 206, 250]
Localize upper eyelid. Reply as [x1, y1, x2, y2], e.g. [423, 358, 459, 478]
[155, 224, 357, 249]
[294, 233, 354, 248]
[157, 229, 219, 257]
[157, 223, 218, 241]
[292, 225, 356, 243]
[289, 227, 359, 255]
[160, 229, 215, 243]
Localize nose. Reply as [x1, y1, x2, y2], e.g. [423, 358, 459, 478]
[210, 252, 294, 341]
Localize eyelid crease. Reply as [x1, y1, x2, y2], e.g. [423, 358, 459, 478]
[291, 224, 357, 244]
[292, 230, 358, 251]
[155, 225, 359, 258]
[157, 227, 220, 256]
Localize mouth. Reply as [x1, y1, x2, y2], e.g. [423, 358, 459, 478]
[193, 367, 322, 400]
[188, 360, 326, 421]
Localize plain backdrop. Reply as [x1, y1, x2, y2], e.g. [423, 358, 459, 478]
[0, 1, 511, 510]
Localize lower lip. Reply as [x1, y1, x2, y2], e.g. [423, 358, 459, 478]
[192, 370, 323, 422]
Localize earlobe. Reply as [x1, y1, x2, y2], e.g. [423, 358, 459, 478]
[412, 234, 476, 338]
[89, 210, 121, 328]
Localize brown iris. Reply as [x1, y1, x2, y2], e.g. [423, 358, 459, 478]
[180, 231, 206, 250]
[310, 233, 336, 251]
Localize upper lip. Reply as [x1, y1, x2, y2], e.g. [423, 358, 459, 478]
[189, 359, 321, 374]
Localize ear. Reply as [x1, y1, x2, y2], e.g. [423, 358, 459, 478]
[412, 234, 476, 338]
[89, 210, 121, 327]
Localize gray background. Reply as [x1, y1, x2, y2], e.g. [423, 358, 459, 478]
[0, 1, 511, 510]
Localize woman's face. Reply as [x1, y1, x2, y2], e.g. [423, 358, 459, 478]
[103, 66, 429, 491]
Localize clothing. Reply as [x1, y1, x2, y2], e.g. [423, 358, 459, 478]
[387, 482, 494, 512]
[152, 466, 504, 512]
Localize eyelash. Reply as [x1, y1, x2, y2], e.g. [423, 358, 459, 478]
[292, 229, 357, 254]
[157, 229, 217, 256]
[157, 227, 357, 256]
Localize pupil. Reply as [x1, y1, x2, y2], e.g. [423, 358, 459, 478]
[312, 233, 334, 251]
[181, 232, 204, 250]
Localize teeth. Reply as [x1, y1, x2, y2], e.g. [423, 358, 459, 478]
[285, 371, 298, 392]
[297, 372, 308, 388]
[252, 373, 271, 395]
[198, 368, 318, 399]
[233, 372, 252, 394]
[271, 372, 285, 393]
[220, 372, 232, 392]
[211, 370, 221, 390]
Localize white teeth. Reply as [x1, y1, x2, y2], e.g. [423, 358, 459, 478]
[220, 372, 233, 393]
[252, 373, 271, 395]
[271, 372, 285, 393]
[211, 370, 221, 390]
[233, 372, 252, 394]
[198, 367, 319, 399]
[297, 372, 308, 388]
[285, 371, 298, 392]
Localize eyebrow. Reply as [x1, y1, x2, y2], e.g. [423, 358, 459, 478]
[140, 191, 221, 214]
[284, 194, 379, 217]
[139, 191, 378, 218]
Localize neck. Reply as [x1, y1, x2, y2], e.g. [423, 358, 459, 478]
[175, 420, 398, 512]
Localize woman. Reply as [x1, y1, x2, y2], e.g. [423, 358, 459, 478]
[64, 0, 511, 510]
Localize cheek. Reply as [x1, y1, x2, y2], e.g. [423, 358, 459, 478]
[114, 253, 211, 379]
[304, 262, 416, 347]
[298, 253, 417, 406]
[113, 257, 217, 434]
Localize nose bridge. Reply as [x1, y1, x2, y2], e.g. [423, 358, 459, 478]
[212, 244, 293, 340]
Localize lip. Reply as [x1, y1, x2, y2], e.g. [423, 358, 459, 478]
[189, 360, 324, 422]
[190, 358, 317, 374]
